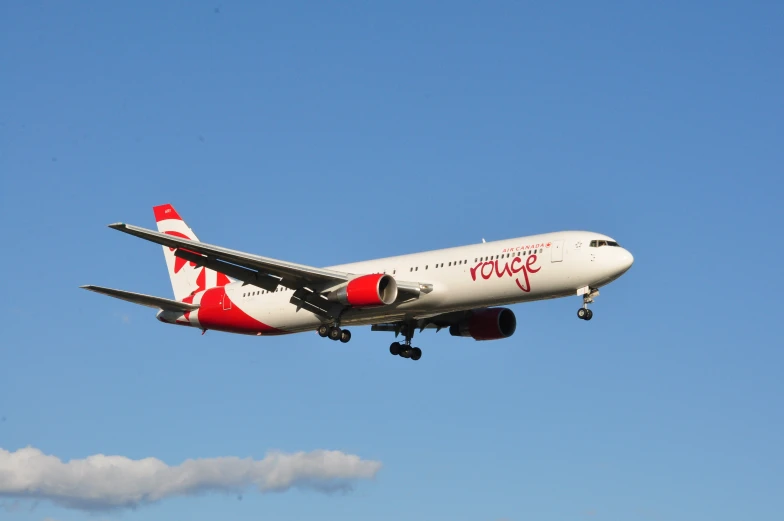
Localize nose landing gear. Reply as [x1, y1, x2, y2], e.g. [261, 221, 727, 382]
[577, 308, 593, 320]
[577, 287, 599, 321]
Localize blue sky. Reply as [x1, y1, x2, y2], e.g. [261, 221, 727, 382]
[1, 1, 782, 520]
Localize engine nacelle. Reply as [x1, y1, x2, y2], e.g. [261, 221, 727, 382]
[449, 307, 517, 341]
[328, 273, 398, 307]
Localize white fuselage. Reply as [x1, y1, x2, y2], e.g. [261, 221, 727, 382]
[183, 231, 633, 334]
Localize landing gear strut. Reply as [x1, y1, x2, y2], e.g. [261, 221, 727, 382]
[577, 287, 598, 321]
[389, 324, 422, 361]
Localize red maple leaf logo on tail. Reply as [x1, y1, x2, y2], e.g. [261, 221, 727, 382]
[164, 231, 199, 274]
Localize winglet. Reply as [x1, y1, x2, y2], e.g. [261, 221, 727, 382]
[108, 222, 126, 230]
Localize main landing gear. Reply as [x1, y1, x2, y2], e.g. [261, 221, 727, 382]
[318, 324, 351, 343]
[389, 326, 422, 361]
[577, 287, 599, 321]
[317, 321, 423, 360]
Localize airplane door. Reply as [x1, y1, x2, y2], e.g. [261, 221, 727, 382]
[551, 240, 564, 262]
[222, 288, 232, 310]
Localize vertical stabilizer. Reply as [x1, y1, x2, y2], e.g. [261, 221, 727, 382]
[153, 204, 232, 302]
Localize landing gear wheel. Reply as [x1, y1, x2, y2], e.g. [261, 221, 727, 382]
[410, 347, 422, 361]
[339, 329, 352, 343]
[328, 326, 342, 341]
[400, 348, 411, 358]
[584, 309, 593, 321]
[577, 308, 587, 320]
[317, 324, 329, 337]
[389, 342, 401, 356]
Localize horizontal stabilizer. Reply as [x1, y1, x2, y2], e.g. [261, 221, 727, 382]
[80, 285, 199, 312]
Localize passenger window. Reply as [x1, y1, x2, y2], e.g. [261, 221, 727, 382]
[425, 265, 428, 269]
[415, 266, 418, 271]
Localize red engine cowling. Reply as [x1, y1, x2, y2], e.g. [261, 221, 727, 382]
[449, 308, 517, 340]
[329, 273, 398, 307]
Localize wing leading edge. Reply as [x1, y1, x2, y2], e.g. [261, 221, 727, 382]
[108, 223, 349, 289]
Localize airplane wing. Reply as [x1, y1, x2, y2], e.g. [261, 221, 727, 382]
[109, 223, 349, 290]
[109, 222, 432, 319]
[81, 285, 199, 312]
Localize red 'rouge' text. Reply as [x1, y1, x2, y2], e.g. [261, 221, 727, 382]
[469, 255, 541, 292]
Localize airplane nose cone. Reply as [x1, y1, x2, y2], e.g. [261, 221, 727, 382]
[619, 249, 634, 272]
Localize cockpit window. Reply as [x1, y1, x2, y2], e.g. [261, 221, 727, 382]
[590, 240, 621, 247]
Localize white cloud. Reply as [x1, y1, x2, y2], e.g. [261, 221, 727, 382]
[0, 446, 381, 511]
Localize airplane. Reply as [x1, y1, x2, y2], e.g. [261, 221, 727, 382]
[82, 204, 634, 361]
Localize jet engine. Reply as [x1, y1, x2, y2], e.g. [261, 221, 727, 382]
[327, 273, 398, 307]
[449, 307, 517, 340]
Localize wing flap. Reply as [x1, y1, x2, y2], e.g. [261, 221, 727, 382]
[81, 285, 199, 312]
